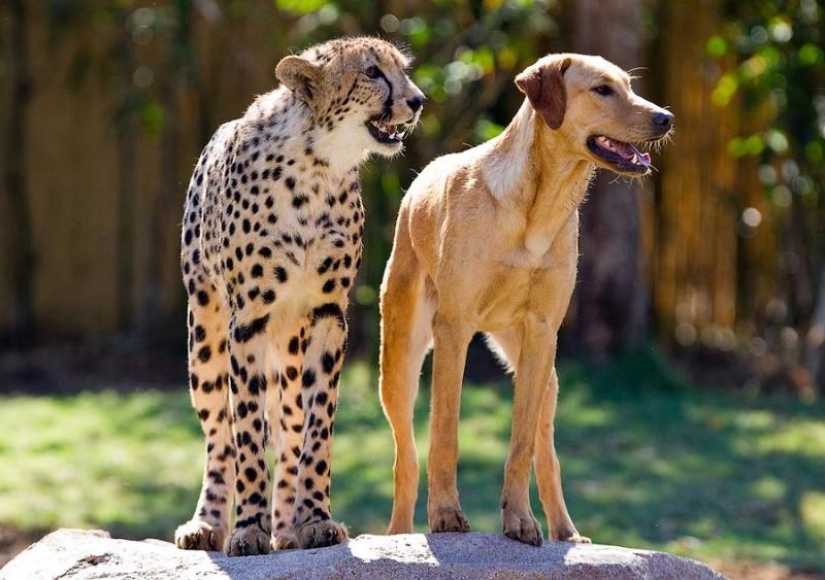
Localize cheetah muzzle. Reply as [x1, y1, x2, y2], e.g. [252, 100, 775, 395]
[367, 117, 407, 145]
[366, 108, 419, 146]
[175, 36, 424, 557]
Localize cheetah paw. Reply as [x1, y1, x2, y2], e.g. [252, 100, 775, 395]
[226, 526, 272, 556]
[175, 519, 227, 551]
[272, 532, 299, 550]
[295, 519, 348, 549]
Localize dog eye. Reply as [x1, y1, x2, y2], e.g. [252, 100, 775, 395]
[363, 65, 381, 79]
[592, 85, 614, 96]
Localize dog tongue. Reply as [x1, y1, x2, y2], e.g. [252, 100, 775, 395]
[596, 136, 651, 167]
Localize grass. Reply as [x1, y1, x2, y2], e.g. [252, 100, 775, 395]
[0, 349, 823, 572]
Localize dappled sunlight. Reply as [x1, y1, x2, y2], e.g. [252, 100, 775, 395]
[0, 391, 203, 539]
[752, 475, 786, 502]
[0, 356, 821, 568]
[348, 533, 439, 564]
[800, 492, 825, 546]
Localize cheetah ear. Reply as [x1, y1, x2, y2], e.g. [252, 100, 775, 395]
[515, 56, 571, 130]
[276, 56, 321, 106]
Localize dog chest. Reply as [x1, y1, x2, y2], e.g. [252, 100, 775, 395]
[471, 260, 577, 330]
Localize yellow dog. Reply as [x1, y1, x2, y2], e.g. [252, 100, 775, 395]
[380, 53, 673, 545]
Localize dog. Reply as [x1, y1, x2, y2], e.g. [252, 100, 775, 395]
[379, 53, 673, 546]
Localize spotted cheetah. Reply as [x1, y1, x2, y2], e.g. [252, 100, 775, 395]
[175, 36, 424, 556]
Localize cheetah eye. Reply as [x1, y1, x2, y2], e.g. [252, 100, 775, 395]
[363, 65, 381, 79]
[592, 84, 614, 97]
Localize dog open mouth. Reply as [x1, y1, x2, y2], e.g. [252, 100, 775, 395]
[366, 117, 410, 145]
[586, 135, 652, 174]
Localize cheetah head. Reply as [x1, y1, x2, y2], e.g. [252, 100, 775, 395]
[276, 37, 425, 162]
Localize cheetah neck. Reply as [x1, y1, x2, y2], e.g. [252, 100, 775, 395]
[251, 90, 366, 177]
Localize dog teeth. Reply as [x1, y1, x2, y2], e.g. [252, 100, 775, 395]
[596, 135, 650, 167]
[596, 135, 615, 151]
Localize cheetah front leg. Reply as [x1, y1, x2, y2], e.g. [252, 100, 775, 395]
[225, 317, 273, 557]
[175, 292, 236, 551]
[291, 303, 349, 549]
[266, 322, 308, 551]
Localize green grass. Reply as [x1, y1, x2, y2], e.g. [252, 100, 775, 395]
[0, 350, 823, 571]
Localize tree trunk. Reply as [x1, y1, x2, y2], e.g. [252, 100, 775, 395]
[4, 0, 37, 346]
[565, 0, 647, 361]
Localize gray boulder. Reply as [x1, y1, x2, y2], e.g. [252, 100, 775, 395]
[0, 528, 727, 579]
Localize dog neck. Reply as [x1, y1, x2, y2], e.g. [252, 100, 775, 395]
[482, 99, 595, 259]
[481, 99, 536, 199]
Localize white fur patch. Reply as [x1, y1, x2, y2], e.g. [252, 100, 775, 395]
[481, 99, 534, 200]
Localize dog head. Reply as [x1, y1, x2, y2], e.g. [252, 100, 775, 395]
[515, 53, 673, 175]
[276, 37, 425, 160]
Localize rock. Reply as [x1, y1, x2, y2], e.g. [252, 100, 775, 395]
[0, 528, 728, 580]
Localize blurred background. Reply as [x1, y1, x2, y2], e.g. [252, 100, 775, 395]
[0, 1, 823, 578]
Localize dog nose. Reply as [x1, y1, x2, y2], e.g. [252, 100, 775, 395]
[653, 110, 674, 129]
[407, 95, 425, 113]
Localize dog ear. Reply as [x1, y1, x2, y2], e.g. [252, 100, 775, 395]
[515, 57, 571, 130]
[276, 56, 321, 106]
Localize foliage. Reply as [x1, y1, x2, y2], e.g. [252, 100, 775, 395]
[1, 357, 823, 570]
[708, 0, 825, 327]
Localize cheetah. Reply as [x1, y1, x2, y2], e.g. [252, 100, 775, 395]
[175, 36, 424, 556]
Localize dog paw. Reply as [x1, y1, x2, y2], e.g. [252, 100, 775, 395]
[295, 519, 348, 549]
[429, 506, 470, 533]
[226, 526, 272, 556]
[548, 523, 590, 544]
[562, 532, 591, 544]
[272, 532, 299, 550]
[175, 519, 226, 551]
[387, 521, 414, 535]
[502, 510, 543, 546]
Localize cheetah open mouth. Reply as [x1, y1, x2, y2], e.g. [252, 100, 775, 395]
[587, 135, 652, 175]
[366, 117, 410, 145]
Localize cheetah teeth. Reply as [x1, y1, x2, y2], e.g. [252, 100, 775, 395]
[367, 119, 411, 144]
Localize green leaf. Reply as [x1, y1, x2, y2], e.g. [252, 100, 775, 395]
[275, 0, 329, 15]
[139, 99, 164, 135]
[712, 73, 738, 107]
[799, 43, 823, 66]
[706, 35, 728, 57]
[765, 129, 788, 154]
[401, 17, 431, 48]
[474, 118, 504, 142]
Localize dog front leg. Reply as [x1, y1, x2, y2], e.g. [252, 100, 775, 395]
[427, 315, 473, 533]
[501, 315, 553, 546]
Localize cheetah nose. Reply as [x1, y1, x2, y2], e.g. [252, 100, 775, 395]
[407, 95, 425, 113]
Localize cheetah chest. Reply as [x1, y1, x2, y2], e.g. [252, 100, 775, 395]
[215, 173, 364, 315]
